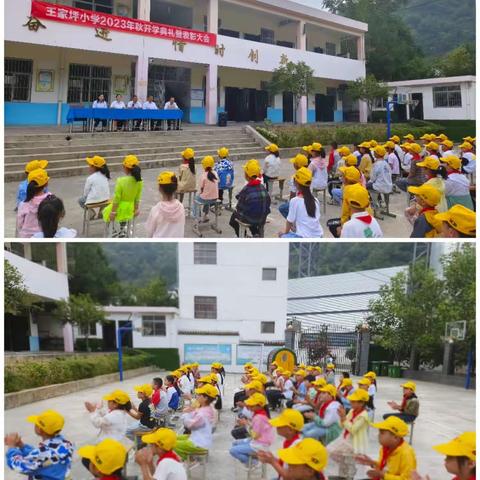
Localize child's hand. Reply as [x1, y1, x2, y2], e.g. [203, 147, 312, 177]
[5, 433, 20, 448]
[366, 468, 384, 478]
[135, 447, 153, 465]
[337, 405, 346, 419]
[257, 450, 275, 464]
[85, 401, 96, 413]
[304, 411, 315, 419]
[109, 211, 116, 221]
[355, 454, 375, 466]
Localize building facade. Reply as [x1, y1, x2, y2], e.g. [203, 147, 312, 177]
[5, 0, 368, 126]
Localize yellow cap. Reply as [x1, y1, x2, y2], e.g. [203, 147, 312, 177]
[252, 373, 268, 385]
[294, 369, 306, 377]
[400, 381, 417, 392]
[420, 134, 431, 140]
[344, 154, 358, 166]
[364, 371, 376, 379]
[282, 370, 292, 377]
[408, 184, 441, 207]
[463, 136, 475, 143]
[181, 148, 195, 160]
[460, 141, 473, 150]
[134, 384, 154, 396]
[339, 166, 361, 183]
[403, 134, 415, 140]
[245, 392, 267, 407]
[408, 143, 422, 154]
[440, 139, 454, 149]
[436, 133, 448, 141]
[217, 147, 229, 157]
[27, 410, 64, 435]
[27, 168, 49, 187]
[158, 171, 177, 185]
[400, 143, 412, 150]
[319, 384, 337, 398]
[443, 155, 462, 170]
[369, 140, 378, 147]
[243, 159, 262, 178]
[123, 155, 139, 169]
[425, 141, 439, 151]
[347, 389, 370, 403]
[195, 384, 218, 399]
[311, 142, 322, 151]
[244, 380, 264, 392]
[358, 378, 371, 386]
[290, 154, 309, 168]
[198, 375, 215, 384]
[346, 183, 370, 209]
[302, 145, 312, 153]
[384, 141, 395, 149]
[78, 439, 127, 475]
[211, 362, 223, 369]
[417, 156, 440, 170]
[359, 141, 371, 148]
[269, 408, 305, 431]
[103, 389, 130, 405]
[433, 432, 476, 461]
[340, 378, 353, 388]
[435, 205, 476, 236]
[278, 438, 328, 472]
[389, 135, 400, 143]
[294, 167, 313, 187]
[373, 145, 386, 157]
[265, 143, 279, 153]
[326, 363, 335, 369]
[171, 370, 182, 378]
[312, 378, 326, 387]
[25, 159, 49, 173]
[86, 156, 106, 168]
[142, 428, 177, 451]
[371, 416, 409, 437]
[201, 155, 215, 169]
[338, 146, 351, 156]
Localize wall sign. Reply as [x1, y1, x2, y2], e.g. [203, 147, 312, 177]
[36, 69, 54, 92]
[184, 344, 232, 365]
[31, 1, 217, 47]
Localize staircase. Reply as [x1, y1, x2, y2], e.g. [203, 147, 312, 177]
[5, 125, 287, 182]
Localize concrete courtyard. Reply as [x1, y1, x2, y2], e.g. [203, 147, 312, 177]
[4, 372, 475, 479]
[5, 160, 412, 239]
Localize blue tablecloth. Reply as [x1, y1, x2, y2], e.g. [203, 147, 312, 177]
[66, 108, 183, 123]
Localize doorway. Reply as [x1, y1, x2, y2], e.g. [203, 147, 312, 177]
[224, 87, 268, 122]
[283, 92, 294, 122]
[410, 93, 424, 120]
[118, 321, 133, 348]
[102, 321, 116, 351]
[5, 313, 30, 351]
[315, 94, 335, 122]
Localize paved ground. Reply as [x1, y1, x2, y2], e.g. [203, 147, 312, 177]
[4, 372, 475, 479]
[5, 160, 412, 238]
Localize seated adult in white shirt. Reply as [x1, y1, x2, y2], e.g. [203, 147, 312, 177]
[143, 95, 159, 130]
[110, 94, 126, 131]
[127, 94, 143, 130]
[164, 96, 180, 130]
[92, 94, 108, 131]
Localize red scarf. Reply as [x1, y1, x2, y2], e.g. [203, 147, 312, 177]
[343, 408, 365, 439]
[279, 433, 301, 467]
[157, 450, 181, 464]
[419, 206, 436, 214]
[248, 178, 262, 186]
[452, 476, 475, 480]
[399, 394, 411, 412]
[379, 440, 404, 470]
[253, 408, 268, 417]
[101, 476, 122, 480]
[328, 150, 335, 172]
[355, 213, 373, 224]
[319, 399, 333, 419]
[342, 386, 354, 397]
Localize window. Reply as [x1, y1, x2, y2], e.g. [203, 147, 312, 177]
[340, 36, 358, 60]
[433, 85, 462, 108]
[74, 0, 114, 14]
[142, 315, 166, 336]
[4, 58, 33, 102]
[80, 323, 97, 336]
[262, 268, 277, 281]
[194, 243, 217, 265]
[373, 97, 387, 109]
[194, 296, 217, 319]
[260, 28, 275, 45]
[67, 64, 112, 104]
[325, 42, 336, 56]
[326, 87, 338, 111]
[261, 322, 275, 334]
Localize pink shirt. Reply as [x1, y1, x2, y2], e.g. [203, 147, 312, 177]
[17, 192, 52, 238]
[251, 412, 275, 447]
[199, 171, 219, 200]
[145, 200, 185, 238]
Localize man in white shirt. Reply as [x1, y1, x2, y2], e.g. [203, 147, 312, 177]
[143, 95, 159, 130]
[92, 94, 108, 131]
[164, 96, 180, 130]
[128, 94, 143, 130]
[110, 94, 126, 131]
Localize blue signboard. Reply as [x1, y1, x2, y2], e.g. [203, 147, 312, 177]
[184, 343, 232, 365]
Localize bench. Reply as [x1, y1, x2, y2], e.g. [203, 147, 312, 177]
[236, 219, 265, 238]
[82, 200, 110, 236]
[192, 200, 222, 237]
[247, 454, 267, 479]
[104, 218, 136, 238]
[371, 192, 396, 220]
[186, 451, 209, 480]
[178, 190, 197, 217]
[266, 177, 286, 203]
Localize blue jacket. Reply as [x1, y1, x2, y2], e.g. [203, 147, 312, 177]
[215, 159, 235, 189]
[168, 390, 180, 410]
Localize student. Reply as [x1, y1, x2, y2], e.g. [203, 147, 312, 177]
[178, 366, 193, 401]
[328, 389, 370, 480]
[367, 145, 393, 205]
[211, 362, 225, 404]
[166, 375, 181, 411]
[389, 135, 405, 166]
[145, 171, 185, 238]
[215, 147, 235, 205]
[385, 141, 401, 190]
[229, 393, 275, 465]
[340, 183, 383, 238]
[443, 156, 474, 209]
[152, 377, 169, 419]
[384, 381, 419, 423]
[230, 159, 270, 237]
[417, 155, 448, 212]
[126, 384, 156, 440]
[292, 375, 320, 413]
[363, 371, 377, 397]
[78, 438, 127, 480]
[79, 155, 111, 211]
[459, 142, 476, 175]
[279, 153, 308, 219]
[143, 95, 159, 130]
[356, 416, 416, 480]
[192, 156, 219, 221]
[164, 96, 180, 130]
[424, 141, 440, 160]
[331, 154, 361, 204]
[174, 384, 217, 459]
[403, 133, 415, 144]
[329, 146, 353, 204]
[440, 139, 455, 157]
[93, 94, 108, 131]
[407, 184, 442, 238]
[5, 410, 73, 480]
[111, 94, 126, 131]
[400, 143, 413, 174]
[325, 363, 336, 386]
[177, 148, 196, 203]
[309, 143, 328, 191]
[16, 159, 48, 209]
[263, 144, 281, 192]
[103, 155, 143, 236]
[85, 389, 131, 441]
[358, 141, 373, 180]
[16, 168, 52, 238]
[33, 195, 77, 238]
[396, 143, 426, 192]
[357, 378, 375, 418]
[328, 141, 341, 174]
[135, 428, 187, 480]
[288, 369, 308, 408]
[435, 205, 476, 238]
[279, 167, 323, 238]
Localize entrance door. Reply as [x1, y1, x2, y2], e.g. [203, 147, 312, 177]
[255, 90, 268, 121]
[102, 321, 116, 351]
[118, 321, 133, 348]
[225, 87, 240, 121]
[283, 92, 294, 122]
[315, 94, 334, 122]
[5, 313, 30, 351]
[410, 93, 424, 120]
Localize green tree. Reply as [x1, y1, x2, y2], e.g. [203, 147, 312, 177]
[114, 278, 178, 307]
[55, 294, 107, 351]
[4, 260, 35, 315]
[436, 44, 476, 77]
[346, 75, 389, 122]
[267, 61, 315, 123]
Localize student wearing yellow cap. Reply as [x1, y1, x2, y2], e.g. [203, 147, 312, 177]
[192, 155, 219, 221]
[357, 378, 375, 417]
[400, 143, 413, 174]
[395, 143, 427, 193]
[146, 171, 185, 237]
[309, 143, 329, 191]
[384, 381, 419, 423]
[103, 155, 143, 235]
[32, 195, 77, 239]
[16, 159, 49, 209]
[279, 153, 309, 219]
[459, 142, 476, 175]
[367, 145, 393, 208]
[407, 184, 442, 238]
[125, 384, 156, 440]
[443, 156, 474, 210]
[263, 144, 281, 193]
[418, 156, 448, 212]
[177, 147, 196, 203]
[358, 141, 374, 180]
[5, 410, 73, 479]
[385, 141, 401, 191]
[165, 374, 181, 411]
[425, 141, 440, 161]
[78, 438, 127, 479]
[440, 139, 455, 158]
[230, 159, 271, 237]
[16, 168, 53, 237]
[215, 147, 235, 206]
[211, 362, 225, 411]
[356, 416, 416, 479]
[79, 155, 111, 212]
[435, 205, 476, 238]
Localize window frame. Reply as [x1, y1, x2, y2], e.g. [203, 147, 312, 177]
[193, 243, 217, 265]
[74, 0, 114, 14]
[67, 63, 112, 104]
[141, 315, 167, 337]
[194, 296, 217, 319]
[80, 323, 97, 336]
[433, 85, 462, 108]
[262, 268, 277, 281]
[4, 57, 33, 103]
[325, 42, 337, 56]
[261, 321, 275, 334]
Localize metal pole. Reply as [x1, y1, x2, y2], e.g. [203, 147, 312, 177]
[386, 101, 392, 139]
[117, 328, 124, 382]
[465, 348, 473, 389]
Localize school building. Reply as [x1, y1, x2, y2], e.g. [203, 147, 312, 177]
[5, 0, 368, 126]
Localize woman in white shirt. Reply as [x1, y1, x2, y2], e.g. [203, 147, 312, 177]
[79, 155, 111, 214]
[263, 144, 281, 193]
[110, 94, 126, 131]
[92, 94, 108, 131]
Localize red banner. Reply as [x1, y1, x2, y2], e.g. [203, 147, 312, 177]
[31, 0, 216, 47]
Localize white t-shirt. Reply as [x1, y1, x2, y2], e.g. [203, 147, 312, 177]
[402, 152, 413, 172]
[287, 196, 323, 238]
[341, 212, 383, 238]
[110, 100, 126, 109]
[164, 102, 179, 110]
[263, 154, 281, 178]
[153, 458, 187, 480]
[84, 171, 110, 204]
[387, 152, 400, 175]
[166, 386, 177, 404]
[92, 100, 108, 109]
[445, 173, 471, 196]
[283, 378, 295, 400]
[143, 101, 158, 110]
[462, 152, 476, 175]
[127, 100, 143, 109]
[33, 227, 77, 238]
[89, 409, 128, 442]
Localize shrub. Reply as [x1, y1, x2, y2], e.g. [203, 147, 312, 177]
[75, 338, 104, 352]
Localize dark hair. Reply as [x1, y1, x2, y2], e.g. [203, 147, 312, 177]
[166, 375, 175, 385]
[319, 148, 326, 158]
[331, 142, 338, 149]
[188, 158, 195, 175]
[153, 377, 163, 388]
[26, 181, 46, 202]
[342, 372, 350, 378]
[273, 151, 280, 158]
[299, 184, 317, 218]
[115, 401, 132, 411]
[305, 374, 316, 382]
[95, 164, 111, 179]
[456, 457, 475, 475]
[159, 176, 178, 199]
[431, 165, 448, 179]
[37, 196, 65, 238]
[199, 394, 217, 405]
[128, 165, 142, 182]
[206, 167, 217, 183]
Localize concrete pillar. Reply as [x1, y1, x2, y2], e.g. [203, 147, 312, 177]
[442, 341, 455, 376]
[284, 327, 296, 351]
[57, 48, 66, 126]
[296, 20, 306, 50]
[356, 329, 370, 376]
[135, 51, 149, 103]
[359, 100, 368, 123]
[24, 243, 32, 261]
[137, 0, 151, 21]
[63, 323, 74, 353]
[207, 0, 218, 34]
[205, 63, 218, 125]
[357, 34, 365, 61]
[55, 243, 68, 274]
[297, 95, 308, 124]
